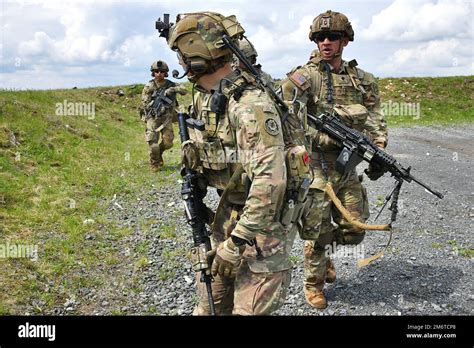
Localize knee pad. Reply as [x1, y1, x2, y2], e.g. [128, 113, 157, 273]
[316, 230, 335, 249]
[161, 141, 174, 150]
[162, 133, 174, 149]
[336, 229, 366, 245]
[299, 227, 321, 241]
[149, 143, 161, 157]
[145, 130, 158, 143]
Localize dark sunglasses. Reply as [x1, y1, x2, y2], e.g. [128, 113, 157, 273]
[314, 32, 343, 42]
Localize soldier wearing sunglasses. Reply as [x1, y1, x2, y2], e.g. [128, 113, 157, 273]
[281, 10, 388, 309]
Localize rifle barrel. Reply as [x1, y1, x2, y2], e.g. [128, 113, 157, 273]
[410, 174, 444, 199]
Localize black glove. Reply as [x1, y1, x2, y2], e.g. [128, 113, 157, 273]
[365, 162, 385, 181]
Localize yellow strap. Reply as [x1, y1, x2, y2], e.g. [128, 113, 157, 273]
[230, 209, 239, 222]
[324, 182, 393, 268]
[357, 229, 393, 268]
[325, 182, 390, 231]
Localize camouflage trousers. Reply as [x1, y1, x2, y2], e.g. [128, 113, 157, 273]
[193, 259, 292, 315]
[145, 117, 174, 166]
[301, 168, 369, 291]
[193, 203, 297, 315]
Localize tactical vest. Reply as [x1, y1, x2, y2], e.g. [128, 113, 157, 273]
[309, 59, 372, 153]
[157, 79, 174, 91]
[187, 73, 250, 203]
[145, 79, 173, 98]
[144, 79, 175, 110]
[187, 71, 311, 227]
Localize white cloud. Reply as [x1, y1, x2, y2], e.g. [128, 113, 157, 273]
[361, 0, 473, 41]
[380, 38, 473, 75]
[18, 30, 114, 63]
[248, 15, 315, 76]
[18, 32, 55, 56]
[1, 0, 473, 89]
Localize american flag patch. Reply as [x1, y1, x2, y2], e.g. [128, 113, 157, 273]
[291, 72, 306, 86]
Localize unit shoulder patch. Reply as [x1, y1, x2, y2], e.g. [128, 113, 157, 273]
[264, 118, 280, 136]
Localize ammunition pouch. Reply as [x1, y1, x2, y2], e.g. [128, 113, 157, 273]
[333, 104, 368, 132]
[185, 117, 238, 171]
[283, 100, 310, 151]
[181, 140, 202, 171]
[280, 145, 312, 228]
[189, 244, 210, 272]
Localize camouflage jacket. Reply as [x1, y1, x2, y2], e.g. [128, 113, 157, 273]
[187, 70, 292, 272]
[282, 52, 388, 150]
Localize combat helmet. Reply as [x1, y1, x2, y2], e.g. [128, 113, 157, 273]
[150, 60, 169, 77]
[167, 12, 245, 82]
[309, 10, 354, 42]
[238, 37, 258, 64]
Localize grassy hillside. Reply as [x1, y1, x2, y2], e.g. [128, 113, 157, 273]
[378, 76, 473, 125]
[0, 76, 472, 314]
[0, 84, 183, 314]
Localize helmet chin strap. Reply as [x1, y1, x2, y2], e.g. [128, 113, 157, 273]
[334, 41, 344, 58]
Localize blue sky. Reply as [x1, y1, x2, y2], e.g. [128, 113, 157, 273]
[1, 0, 473, 89]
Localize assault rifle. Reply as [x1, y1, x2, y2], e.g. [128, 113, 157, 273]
[221, 34, 443, 225]
[177, 111, 216, 315]
[146, 88, 174, 119]
[306, 111, 443, 223]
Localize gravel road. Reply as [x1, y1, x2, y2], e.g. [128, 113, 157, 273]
[87, 124, 473, 316]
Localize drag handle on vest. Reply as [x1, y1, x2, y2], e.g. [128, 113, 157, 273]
[178, 112, 216, 315]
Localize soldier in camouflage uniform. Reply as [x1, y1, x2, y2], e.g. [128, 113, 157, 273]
[140, 60, 187, 170]
[234, 37, 275, 89]
[166, 12, 309, 315]
[281, 10, 388, 309]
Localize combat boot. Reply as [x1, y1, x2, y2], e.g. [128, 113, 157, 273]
[151, 164, 161, 172]
[150, 159, 162, 172]
[304, 286, 327, 309]
[156, 151, 164, 168]
[326, 259, 336, 283]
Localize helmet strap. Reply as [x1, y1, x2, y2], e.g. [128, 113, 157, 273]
[334, 39, 345, 58]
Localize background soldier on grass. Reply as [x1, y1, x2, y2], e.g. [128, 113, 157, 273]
[140, 60, 187, 171]
[281, 10, 388, 309]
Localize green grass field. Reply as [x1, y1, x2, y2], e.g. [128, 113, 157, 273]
[378, 76, 474, 125]
[0, 84, 182, 314]
[0, 76, 472, 314]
